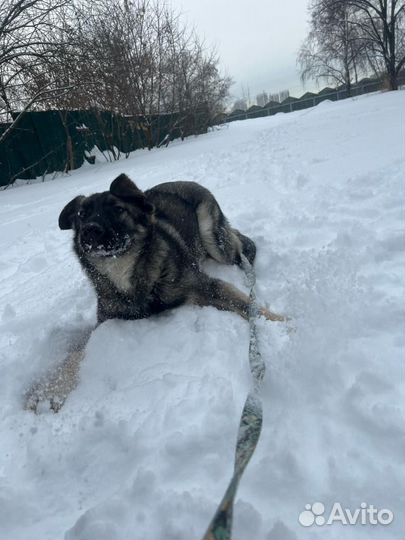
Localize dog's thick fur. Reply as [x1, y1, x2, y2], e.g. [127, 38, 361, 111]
[25, 174, 284, 412]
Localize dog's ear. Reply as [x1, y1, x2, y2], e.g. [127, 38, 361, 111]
[59, 196, 85, 230]
[110, 174, 154, 213]
[110, 174, 143, 199]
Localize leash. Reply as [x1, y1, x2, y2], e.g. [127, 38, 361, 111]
[202, 255, 265, 540]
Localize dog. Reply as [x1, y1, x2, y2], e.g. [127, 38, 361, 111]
[25, 174, 285, 412]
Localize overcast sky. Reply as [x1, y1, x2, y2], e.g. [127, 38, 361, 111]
[172, 0, 313, 103]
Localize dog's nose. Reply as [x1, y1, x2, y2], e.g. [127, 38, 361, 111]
[81, 223, 104, 245]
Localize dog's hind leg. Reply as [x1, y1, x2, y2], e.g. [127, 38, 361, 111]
[190, 273, 285, 321]
[196, 200, 256, 267]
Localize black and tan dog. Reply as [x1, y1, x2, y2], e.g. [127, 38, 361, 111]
[26, 174, 285, 412]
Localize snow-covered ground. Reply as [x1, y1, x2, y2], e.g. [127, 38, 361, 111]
[0, 92, 403, 540]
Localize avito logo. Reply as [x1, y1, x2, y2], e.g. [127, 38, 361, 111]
[298, 502, 394, 527]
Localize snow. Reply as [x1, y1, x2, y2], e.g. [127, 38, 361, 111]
[0, 91, 404, 540]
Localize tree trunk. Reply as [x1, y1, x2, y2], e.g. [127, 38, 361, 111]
[389, 70, 398, 90]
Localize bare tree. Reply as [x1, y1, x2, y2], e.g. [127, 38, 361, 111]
[27, 0, 231, 140]
[342, 0, 405, 89]
[0, 0, 70, 128]
[299, 0, 405, 92]
[298, 0, 367, 94]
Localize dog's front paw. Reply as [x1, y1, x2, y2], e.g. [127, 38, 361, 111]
[24, 382, 66, 414]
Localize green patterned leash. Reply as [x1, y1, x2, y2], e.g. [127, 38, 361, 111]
[202, 255, 265, 540]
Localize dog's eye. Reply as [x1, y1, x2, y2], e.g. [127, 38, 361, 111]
[78, 208, 89, 219]
[114, 206, 126, 214]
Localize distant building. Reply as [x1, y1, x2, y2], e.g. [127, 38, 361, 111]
[232, 99, 247, 112]
[256, 92, 269, 107]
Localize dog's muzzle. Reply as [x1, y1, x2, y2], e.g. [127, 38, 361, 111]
[80, 224, 132, 257]
[81, 223, 104, 247]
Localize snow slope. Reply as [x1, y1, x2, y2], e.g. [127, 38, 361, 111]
[0, 91, 404, 540]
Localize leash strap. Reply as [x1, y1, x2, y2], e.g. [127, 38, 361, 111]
[202, 255, 265, 540]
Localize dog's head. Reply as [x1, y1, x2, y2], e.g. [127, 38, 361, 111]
[59, 174, 154, 257]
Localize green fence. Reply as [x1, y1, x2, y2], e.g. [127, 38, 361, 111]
[0, 108, 208, 187]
